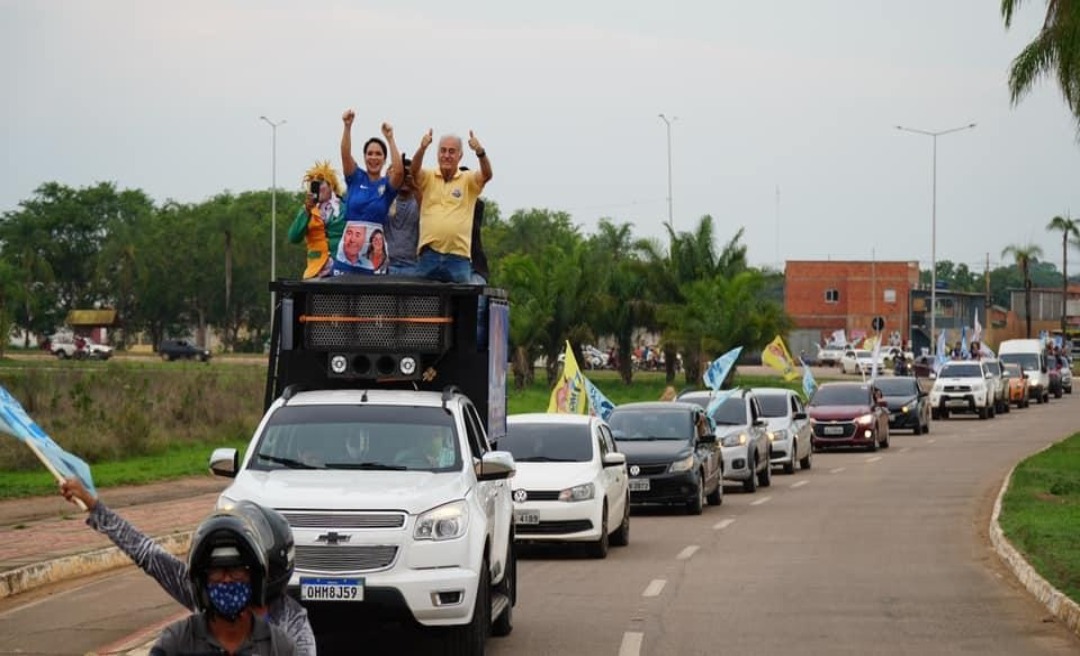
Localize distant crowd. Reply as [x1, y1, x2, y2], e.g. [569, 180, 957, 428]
[289, 111, 491, 284]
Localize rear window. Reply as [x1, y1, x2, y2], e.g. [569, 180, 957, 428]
[810, 385, 869, 406]
[501, 423, 593, 462]
[874, 378, 919, 396]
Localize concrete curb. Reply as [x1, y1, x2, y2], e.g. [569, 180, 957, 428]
[990, 454, 1080, 637]
[0, 531, 193, 600]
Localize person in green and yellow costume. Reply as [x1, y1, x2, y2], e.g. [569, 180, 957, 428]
[288, 161, 345, 279]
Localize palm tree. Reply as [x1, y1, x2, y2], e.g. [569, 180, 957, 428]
[1046, 215, 1079, 331]
[1001, 243, 1046, 337]
[1001, 1, 1080, 132]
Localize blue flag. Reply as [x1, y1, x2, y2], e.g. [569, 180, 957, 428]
[800, 358, 817, 400]
[934, 329, 949, 373]
[584, 377, 616, 421]
[0, 385, 96, 494]
[703, 346, 743, 391]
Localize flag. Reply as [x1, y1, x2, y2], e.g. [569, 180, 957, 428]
[0, 385, 96, 494]
[547, 341, 588, 414]
[830, 329, 846, 346]
[584, 377, 616, 421]
[972, 311, 982, 343]
[800, 358, 817, 400]
[960, 326, 969, 359]
[934, 329, 949, 373]
[703, 346, 743, 391]
[869, 334, 883, 380]
[762, 336, 799, 381]
[863, 334, 878, 353]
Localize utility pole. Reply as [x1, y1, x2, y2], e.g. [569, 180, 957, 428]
[658, 114, 677, 229]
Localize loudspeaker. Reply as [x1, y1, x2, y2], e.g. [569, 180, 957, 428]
[327, 352, 421, 381]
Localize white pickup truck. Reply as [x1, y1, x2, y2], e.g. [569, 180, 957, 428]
[816, 342, 850, 367]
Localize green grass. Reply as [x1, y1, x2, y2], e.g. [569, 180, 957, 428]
[998, 433, 1080, 602]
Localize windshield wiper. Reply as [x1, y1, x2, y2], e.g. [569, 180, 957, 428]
[326, 462, 407, 470]
[513, 456, 579, 462]
[256, 454, 319, 470]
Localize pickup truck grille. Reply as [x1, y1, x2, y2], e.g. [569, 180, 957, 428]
[296, 545, 399, 572]
[944, 385, 972, 392]
[281, 512, 406, 529]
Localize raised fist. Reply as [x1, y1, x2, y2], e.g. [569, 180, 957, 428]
[381, 122, 394, 140]
[342, 109, 355, 126]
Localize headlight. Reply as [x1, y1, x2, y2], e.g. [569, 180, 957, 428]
[414, 500, 469, 541]
[900, 405, 909, 414]
[216, 495, 238, 511]
[558, 483, 595, 501]
[971, 383, 985, 391]
[668, 455, 695, 473]
[768, 429, 788, 442]
[854, 414, 874, 425]
[722, 433, 748, 447]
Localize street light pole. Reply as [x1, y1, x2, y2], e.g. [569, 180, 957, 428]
[658, 114, 677, 229]
[259, 116, 286, 327]
[896, 122, 975, 356]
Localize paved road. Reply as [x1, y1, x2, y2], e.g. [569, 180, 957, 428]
[1, 393, 1079, 655]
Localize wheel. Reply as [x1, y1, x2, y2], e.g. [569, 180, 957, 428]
[706, 477, 723, 506]
[1054, 387, 1062, 399]
[758, 456, 772, 487]
[880, 428, 890, 449]
[491, 543, 515, 637]
[742, 457, 758, 493]
[868, 435, 879, 452]
[922, 417, 930, 434]
[686, 474, 705, 516]
[799, 448, 812, 470]
[590, 504, 610, 557]
[445, 557, 490, 655]
[783, 444, 796, 475]
[611, 495, 631, 545]
[931, 408, 939, 421]
[941, 408, 950, 420]
[978, 406, 988, 420]
[989, 402, 996, 418]
[912, 417, 922, 435]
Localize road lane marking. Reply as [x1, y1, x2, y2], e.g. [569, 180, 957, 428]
[676, 545, 700, 560]
[866, 456, 882, 463]
[899, 447, 911, 453]
[713, 518, 736, 530]
[928, 439, 936, 444]
[642, 579, 666, 597]
[619, 632, 644, 656]
[750, 495, 772, 506]
[830, 467, 846, 474]
[791, 480, 809, 488]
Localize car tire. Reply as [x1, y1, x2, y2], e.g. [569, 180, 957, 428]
[1055, 387, 1063, 399]
[706, 478, 723, 506]
[799, 449, 812, 470]
[758, 457, 772, 487]
[880, 428, 890, 449]
[742, 458, 758, 493]
[922, 418, 930, 434]
[931, 408, 939, 420]
[868, 435, 879, 452]
[590, 505, 611, 556]
[978, 406, 989, 420]
[611, 496, 631, 545]
[445, 556, 490, 655]
[783, 444, 796, 475]
[491, 542, 515, 637]
[686, 474, 705, 516]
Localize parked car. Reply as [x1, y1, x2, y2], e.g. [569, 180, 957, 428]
[50, 334, 113, 360]
[808, 382, 891, 452]
[929, 360, 995, 420]
[981, 358, 1011, 415]
[873, 376, 930, 434]
[501, 414, 629, 558]
[677, 389, 772, 492]
[839, 349, 885, 375]
[606, 402, 722, 514]
[159, 339, 211, 362]
[749, 387, 813, 473]
[1002, 362, 1030, 409]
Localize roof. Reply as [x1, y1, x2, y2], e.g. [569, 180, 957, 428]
[610, 401, 704, 412]
[283, 389, 454, 408]
[65, 309, 117, 326]
[508, 413, 594, 425]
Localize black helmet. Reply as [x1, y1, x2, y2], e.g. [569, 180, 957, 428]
[188, 511, 269, 614]
[229, 500, 295, 602]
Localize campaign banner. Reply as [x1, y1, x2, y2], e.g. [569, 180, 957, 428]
[584, 377, 616, 421]
[703, 346, 742, 391]
[0, 385, 95, 494]
[801, 358, 818, 400]
[331, 220, 388, 275]
[547, 341, 588, 414]
[487, 301, 509, 440]
[762, 336, 799, 382]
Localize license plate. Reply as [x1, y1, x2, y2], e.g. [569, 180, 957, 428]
[514, 511, 539, 525]
[947, 399, 967, 406]
[823, 426, 844, 435]
[629, 478, 651, 492]
[300, 577, 363, 602]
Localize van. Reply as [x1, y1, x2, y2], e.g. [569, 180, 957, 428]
[997, 339, 1049, 404]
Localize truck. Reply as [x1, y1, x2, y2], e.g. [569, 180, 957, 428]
[998, 338, 1050, 405]
[209, 277, 516, 654]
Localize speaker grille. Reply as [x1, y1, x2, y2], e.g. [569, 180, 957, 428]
[305, 293, 446, 352]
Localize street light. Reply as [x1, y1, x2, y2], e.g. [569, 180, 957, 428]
[658, 114, 677, 229]
[896, 122, 975, 356]
[259, 116, 285, 325]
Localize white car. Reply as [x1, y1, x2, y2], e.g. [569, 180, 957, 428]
[840, 349, 884, 375]
[677, 389, 772, 493]
[750, 387, 813, 474]
[930, 360, 995, 420]
[816, 342, 850, 367]
[210, 388, 517, 647]
[502, 414, 629, 558]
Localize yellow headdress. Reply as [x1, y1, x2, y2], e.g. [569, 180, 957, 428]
[303, 161, 345, 198]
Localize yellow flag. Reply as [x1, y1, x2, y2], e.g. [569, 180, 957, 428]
[547, 341, 588, 414]
[762, 335, 799, 381]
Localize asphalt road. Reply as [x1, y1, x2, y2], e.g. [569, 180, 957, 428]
[1, 393, 1079, 655]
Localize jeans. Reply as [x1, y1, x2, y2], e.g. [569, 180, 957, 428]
[389, 261, 417, 276]
[412, 248, 472, 283]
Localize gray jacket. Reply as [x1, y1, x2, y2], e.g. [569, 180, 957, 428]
[150, 611, 296, 655]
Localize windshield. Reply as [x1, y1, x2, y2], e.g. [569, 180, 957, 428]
[939, 363, 983, 378]
[874, 378, 919, 396]
[855, 350, 871, 358]
[810, 385, 869, 406]
[608, 409, 692, 441]
[1003, 363, 1022, 378]
[1000, 353, 1039, 371]
[755, 394, 788, 418]
[501, 423, 593, 462]
[248, 405, 460, 473]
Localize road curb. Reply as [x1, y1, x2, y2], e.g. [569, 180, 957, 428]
[0, 531, 192, 600]
[990, 456, 1080, 637]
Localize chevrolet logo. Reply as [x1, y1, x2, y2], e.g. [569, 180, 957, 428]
[315, 531, 351, 545]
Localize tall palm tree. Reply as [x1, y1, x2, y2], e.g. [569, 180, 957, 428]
[1046, 215, 1079, 331]
[1001, 0, 1080, 131]
[1001, 243, 1046, 337]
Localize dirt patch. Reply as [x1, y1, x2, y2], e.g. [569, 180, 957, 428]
[1034, 492, 1065, 503]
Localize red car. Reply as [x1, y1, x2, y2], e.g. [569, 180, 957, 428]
[808, 382, 891, 452]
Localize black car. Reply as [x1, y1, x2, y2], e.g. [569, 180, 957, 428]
[874, 376, 930, 434]
[159, 339, 212, 362]
[606, 402, 722, 515]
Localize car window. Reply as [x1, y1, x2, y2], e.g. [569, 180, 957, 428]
[810, 385, 869, 406]
[706, 396, 748, 426]
[595, 424, 609, 457]
[938, 363, 983, 378]
[501, 422, 594, 462]
[608, 409, 693, 440]
[874, 378, 919, 396]
[462, 402, 489, 459]
[756, 394, 788, 418]
[599, 424, 617, 453]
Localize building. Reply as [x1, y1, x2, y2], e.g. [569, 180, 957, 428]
[1007, 285, 1080, 333]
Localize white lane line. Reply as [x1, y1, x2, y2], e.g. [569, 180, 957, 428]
[750, 495, 772, 506]
[676, 545, 700, 560]
[830, 467, 846, 474]
[899, 447, 911, 454]
[791, 480, 809, 488]
[928, 439, 937, 444]
[713, 518, 736, 530]
[619, 632, 644, 656]
[866, 456, 882, 463]
[642, 579, 667, 597]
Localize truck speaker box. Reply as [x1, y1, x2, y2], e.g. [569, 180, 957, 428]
[327, 352, 421, 381]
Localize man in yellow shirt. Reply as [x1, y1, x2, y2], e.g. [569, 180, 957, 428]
[407, 130, 492, 282]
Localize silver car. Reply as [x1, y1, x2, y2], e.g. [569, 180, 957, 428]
[677, 389, 771, 493]
[750, 388, 813, 474]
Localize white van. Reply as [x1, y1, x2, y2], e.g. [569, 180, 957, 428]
[998, 339, 1050, 404]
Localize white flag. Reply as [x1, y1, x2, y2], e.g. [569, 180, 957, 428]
[972, 312, 983, 343]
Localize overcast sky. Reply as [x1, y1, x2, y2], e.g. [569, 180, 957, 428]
[4, 0, 1079, 273]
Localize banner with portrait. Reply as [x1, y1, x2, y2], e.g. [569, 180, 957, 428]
[331, 220, 389, 276]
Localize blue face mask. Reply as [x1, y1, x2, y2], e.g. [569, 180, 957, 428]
[207, 581, 252, 620]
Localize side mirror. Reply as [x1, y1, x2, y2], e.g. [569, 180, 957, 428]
[793, 411, 808, 420]
[477, 451, 516, 481]
[985, 372, 993, 379]
[209, 448, 239, 478]
[602, 452, 627, 467]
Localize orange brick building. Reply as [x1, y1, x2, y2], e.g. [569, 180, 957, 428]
[784, 260, 921, 348]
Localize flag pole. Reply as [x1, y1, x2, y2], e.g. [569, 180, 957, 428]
[22, 438, 87, 511]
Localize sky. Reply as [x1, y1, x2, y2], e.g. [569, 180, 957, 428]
[3, 0, 1080, 274]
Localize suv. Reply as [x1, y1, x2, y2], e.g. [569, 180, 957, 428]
[930, 360, 995, 420]
[159, 339, 211, 362]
